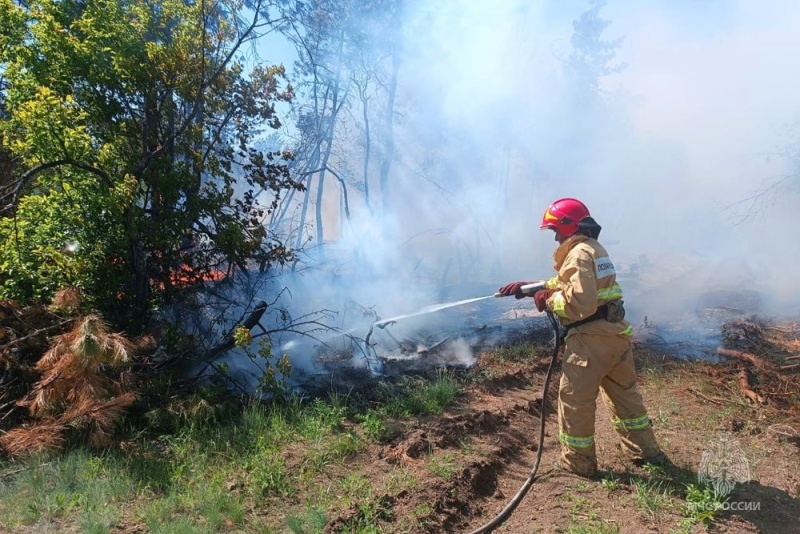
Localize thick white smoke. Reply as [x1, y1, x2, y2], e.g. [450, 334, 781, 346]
[239, 0, 800, 378]
[346, 0, 800, 321]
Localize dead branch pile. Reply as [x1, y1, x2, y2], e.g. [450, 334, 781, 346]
[0, 299, 73, 428]
[0, 289, 151, 457]
[714, 319, 800, 411]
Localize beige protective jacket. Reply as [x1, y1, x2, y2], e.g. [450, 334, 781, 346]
[544, 234, 631, 337]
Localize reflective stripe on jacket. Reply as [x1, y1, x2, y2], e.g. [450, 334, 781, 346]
[544, 234, 631, 337]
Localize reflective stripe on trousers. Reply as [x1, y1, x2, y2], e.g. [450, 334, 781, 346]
[559, 432, 595, 448]
[612, 414, 651, 431]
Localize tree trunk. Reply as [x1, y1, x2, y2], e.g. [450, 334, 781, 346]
[293, 50, 328, 252]
[357, 79, 372, 211]
[314, 29, 348, 253]
[131, 88, 161, 323]
[379, 44, 400, 216]
[294, 148, 319, 251]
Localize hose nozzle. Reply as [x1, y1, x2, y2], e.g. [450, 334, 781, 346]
[494, 281, 546, 298]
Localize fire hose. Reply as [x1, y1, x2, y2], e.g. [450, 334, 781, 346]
[467, 284, 562, 534]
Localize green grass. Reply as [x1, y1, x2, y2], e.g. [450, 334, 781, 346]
[567, 523, 620, 534]
[427, 451, 459, 480]
[0, 376, 457, 533]
[354, 370, 463, 444]
[381, 370, 461, 417]
[0, 368, 464, 532]
[286, 507, 327, 534]
[493, 342, 550, 362]
[0, 450, 134, 531]
[600, 469, 621, 492]
[632, 477, 675, 517]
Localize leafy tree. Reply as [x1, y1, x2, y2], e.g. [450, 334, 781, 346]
[568, 0, 626, 102]
[0, 0, 304, 329]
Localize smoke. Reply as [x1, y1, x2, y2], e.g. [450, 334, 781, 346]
[373, 0, 800, 319]
[226, 0, 800, 381]
[595, 0, 800, 324]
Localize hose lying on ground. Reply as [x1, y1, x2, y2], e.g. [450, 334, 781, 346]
[467, 310, 561, 534]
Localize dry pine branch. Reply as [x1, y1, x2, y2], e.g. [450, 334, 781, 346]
[737, 368, 765, 404]
[2, 314, 138, 457]
[717, 347, 768, 368]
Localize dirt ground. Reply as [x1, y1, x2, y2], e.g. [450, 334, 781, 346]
[323, 335, 800, 534]
[6, 314, 797, 533]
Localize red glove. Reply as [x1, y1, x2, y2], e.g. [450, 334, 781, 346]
[497, 281, 535, 299]
[533, 289, 555, 312]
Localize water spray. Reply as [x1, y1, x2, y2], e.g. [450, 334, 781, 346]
[372, 282, 548, 328]
[373, 296, 494, 326]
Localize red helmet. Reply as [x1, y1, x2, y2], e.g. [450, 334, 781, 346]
[540, 198, 591, 238]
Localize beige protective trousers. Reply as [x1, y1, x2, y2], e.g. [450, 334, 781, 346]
[558, 332, 661, 476]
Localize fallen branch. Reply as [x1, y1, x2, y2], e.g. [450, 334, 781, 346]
[0, 319, 73, 353]
[719, 382, 754, 409]
[766, 424, 799, 437]
[717, 347, 767, 368]
[738, 368, 765, 404]
[418, 337, 451, 354]
[779, 364, 800, 371]
[687, 388, 725, 406]
[765, 325, 798, 334]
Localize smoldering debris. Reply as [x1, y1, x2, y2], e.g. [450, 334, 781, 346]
[635, 287, 766, 359]
[295, 297, 556, 391]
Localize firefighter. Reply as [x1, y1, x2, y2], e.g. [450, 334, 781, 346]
[498, 198, 663, 477]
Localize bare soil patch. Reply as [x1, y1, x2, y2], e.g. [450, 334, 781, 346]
[319, 324, 800, 534]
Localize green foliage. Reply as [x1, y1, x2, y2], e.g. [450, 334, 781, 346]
[0, 0, 303, 328]
[680, 483, 728, 527]
[356, 408, 390, 442]
[233, 325, 253, 347]
[569, 0, 626, 96]
[237, 333, 293, 398]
